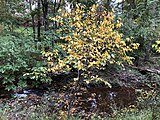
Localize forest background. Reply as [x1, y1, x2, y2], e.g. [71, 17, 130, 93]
[0, 0, 160, 119]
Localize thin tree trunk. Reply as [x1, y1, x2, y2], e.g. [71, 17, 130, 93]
[41, 0, 48, 31]
[29, 0, 36, 40]
[53, 0, 61, 30]
[37, 0, 41, 42]
[53, 0, 57, 30]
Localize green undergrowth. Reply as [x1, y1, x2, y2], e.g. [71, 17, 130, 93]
[0, 107, 159, 120]
[0, 28, 52, 91]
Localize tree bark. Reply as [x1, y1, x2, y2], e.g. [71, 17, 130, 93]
[52, 0, 62, 30]
[41, 0, 48, 31]
[29, 0, 36, 40]
[37, 0, 41, 42]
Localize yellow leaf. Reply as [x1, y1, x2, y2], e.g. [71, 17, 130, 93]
[156, 40, 160, 44]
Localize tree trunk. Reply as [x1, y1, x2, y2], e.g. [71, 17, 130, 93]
[52, 0, 62, 30]
[37, 0, 41, 42]
[41, 0, 48, 31]
[29, 0, 36, 40]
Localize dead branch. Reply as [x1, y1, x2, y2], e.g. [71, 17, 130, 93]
[129, 66, 160, 75]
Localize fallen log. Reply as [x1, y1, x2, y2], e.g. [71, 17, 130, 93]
[129, 66, 160, 75]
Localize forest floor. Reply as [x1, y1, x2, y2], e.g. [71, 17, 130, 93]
[0, 56, 160, 120]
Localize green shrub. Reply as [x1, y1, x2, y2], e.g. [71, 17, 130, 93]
[0, 32, 51, 91]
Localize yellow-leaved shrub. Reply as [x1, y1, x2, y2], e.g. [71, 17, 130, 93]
[42, 4, 139, 85]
